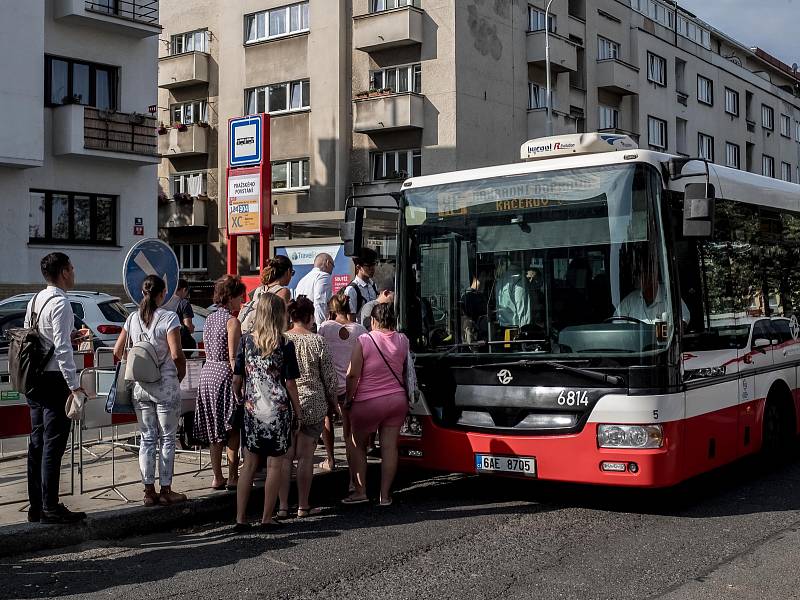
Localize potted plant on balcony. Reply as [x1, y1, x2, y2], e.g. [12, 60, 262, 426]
[197, 120, 210, 128]
[355, 90, 370, 99]
[158, 190, 170, 204]
[174, 122, 188, 132]
[381, 87, 393, 95]
[173, 192, 193, 204]
[128, 112, 146, 125]
[157, 122, 168, 135]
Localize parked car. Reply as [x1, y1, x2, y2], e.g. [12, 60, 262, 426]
[0, 292, 128, 347]
[124, 302, 208, 348]
[0, 308, 92, 353]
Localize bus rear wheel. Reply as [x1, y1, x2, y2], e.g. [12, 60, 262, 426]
[762, 394, 795, 460]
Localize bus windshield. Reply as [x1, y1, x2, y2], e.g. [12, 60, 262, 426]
[402, 163, 677, 359]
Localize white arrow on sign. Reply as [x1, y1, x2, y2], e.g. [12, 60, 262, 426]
[133, 251, 169, 291]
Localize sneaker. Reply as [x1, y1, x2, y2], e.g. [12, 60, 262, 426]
[158, 489, 188, 506]
[41, 504, 86, 524]
[27, 509, 41, 523]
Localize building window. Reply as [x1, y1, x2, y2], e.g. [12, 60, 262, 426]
[697, 75, 713, 105]
[528, 6, 556, 32]
[598, 36, 620, 60]
[698, 133, 714, 161]
[45, 55, 117, 110]
[370, 0, 420, 11]
[170, 30, 209, 55]
[370, 64, 422, 94]
[245, 2, 309, 44]
[676, 14, 711, 49]
[630, 0, 675, 28]
[28, 190, 116, 245]
[724, 142, 740, 169]
[646, 52, 666, 86]
[170, 100, 208, 125]
[528, 83, 554, 109]
[647, 116, 667, 149]
[371, 149, 421, 181]
[172, 243, 207, 272]
[762, 155, 775, 178]
[245, 80, 310, 115]
[761, 105, 774, 130]
[724, 87, 739, 116]
[780, 114, 791, 138]
[781, 162, 792, 182]
[272, 158, 309, 191]
[171, 172, 207, 197]
[598, 105, 619, 129]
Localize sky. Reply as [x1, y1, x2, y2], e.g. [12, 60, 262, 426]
[678, 0, 800, 68]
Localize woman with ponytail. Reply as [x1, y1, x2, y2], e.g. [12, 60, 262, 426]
[240, 255, 294, 332]
[113, 275, 187, 507]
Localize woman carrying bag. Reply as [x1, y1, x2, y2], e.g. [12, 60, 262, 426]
[113, 275, 187, 507]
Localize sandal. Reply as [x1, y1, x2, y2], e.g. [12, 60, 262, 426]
[297, 507, 324, 518]
[379, 497, 393, 507]
[211, 479, 228, 491]
[341, 494, 369, 505]
[158, 489, 188, 506]
[275, 508, 290, 520]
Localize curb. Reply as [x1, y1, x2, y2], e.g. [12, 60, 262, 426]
[0, 468, 351, 559]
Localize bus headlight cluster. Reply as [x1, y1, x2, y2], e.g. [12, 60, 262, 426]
[597, 424, 663, 449]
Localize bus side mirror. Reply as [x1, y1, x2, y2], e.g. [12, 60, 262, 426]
[341, 206, 364, 257]
[752, 338, 771, 353]
[683, 183, 715, 238]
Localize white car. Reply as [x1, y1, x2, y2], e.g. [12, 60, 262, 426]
[0, 291, 129, 347]
[124, 302, 208, 348]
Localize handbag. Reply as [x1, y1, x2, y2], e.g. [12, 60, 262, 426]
[65, 390, 86, 420]
[106, 333, 135, 414]
[366, 333, 416, 405]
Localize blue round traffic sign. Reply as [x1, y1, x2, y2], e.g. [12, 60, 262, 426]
[122, 239, 180, 306]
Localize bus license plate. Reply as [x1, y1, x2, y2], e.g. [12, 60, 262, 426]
[475, 454, 536, 477]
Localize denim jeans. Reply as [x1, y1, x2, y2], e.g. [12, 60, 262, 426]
[133, 373, 181, 487]
[27, 373, 72, 512]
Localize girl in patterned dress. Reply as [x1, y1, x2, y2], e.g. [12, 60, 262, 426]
[232, 293, 301, 531]
[193, 275, 246, 491]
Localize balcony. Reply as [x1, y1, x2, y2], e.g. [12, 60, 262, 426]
[53, 0, 161, 38]
[527, 108, 576, 138]
[353, 92, 424, 134]
[353, 6, 423, 53]
[527, 30, 578, 73]
[158, 197, 207, 229]
[52, 105, 159, 165]
[158, 124, 209, 158]
[158, 51, 210, 89]
[595, 59, 639, 95]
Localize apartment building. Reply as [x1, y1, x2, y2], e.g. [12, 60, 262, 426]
[157, 0, 800, 283]
[0, 0, 160, 298]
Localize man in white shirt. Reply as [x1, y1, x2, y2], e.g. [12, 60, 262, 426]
[344, 248, 378, 319]
[615, 262, 690, 325]
[23, 253, 87, 524]
[294, 253, 334, 327]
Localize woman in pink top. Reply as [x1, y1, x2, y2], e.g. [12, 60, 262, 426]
[318, 292, 367, 478]
[344, 302, 409, 506]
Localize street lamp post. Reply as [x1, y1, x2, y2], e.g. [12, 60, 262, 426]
[544, 0, 555, 137]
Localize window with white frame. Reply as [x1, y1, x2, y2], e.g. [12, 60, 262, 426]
[171, 171, 207, 197]
[245, 79, 310, 115]
[171, 100, 208, 125]
[371, 149, 421, 181]
[528, 6, 556, 32]
[370, 64, 422, 93]
[761, 104, 774, 130]
[646, 52, 666, 86]
[762, 154, 774, 178]
[272, 158, 309, 191]
[630, 0, 675, 28]
[676, 14, 711, 49]
[698, 133, 714, 161]
[780, 114, 791, 137]
[781, 162, 792, 182]
[172, 243, 207, 272]
[697, 75, 713, 105]
[370, 0, 420, 11]
[724, 87, 738, 116]
[598, 36, 620, 60]
[598, 105, 619, 129]
[245, 2, 309, 44]
[724, 142, 739, 169]
[170, 30, 209, 55]
[528, 83, 555, 109]
[647, 116, 667, 149]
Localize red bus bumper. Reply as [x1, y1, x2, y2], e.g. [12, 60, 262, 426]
[398, 416, 684, 488]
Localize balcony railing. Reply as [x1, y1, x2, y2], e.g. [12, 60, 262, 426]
[84, 107, 157, 156]
[84, 0, 158, 25]
[353, 92, 425, 133]
[158, 197, 207, 229]
[353, 4, 424, 52]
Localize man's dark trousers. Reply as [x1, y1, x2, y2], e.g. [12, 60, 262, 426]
[27, 373, 72, 513]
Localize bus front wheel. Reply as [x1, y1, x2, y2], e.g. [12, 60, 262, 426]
[762, 391, 796, 460]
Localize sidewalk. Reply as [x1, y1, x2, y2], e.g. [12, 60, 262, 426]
[0, 425, 352, 558]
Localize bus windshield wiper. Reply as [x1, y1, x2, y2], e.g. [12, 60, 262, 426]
[471, 359, 624, 386]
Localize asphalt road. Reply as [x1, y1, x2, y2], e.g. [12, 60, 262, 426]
[3, 455, 800, 600]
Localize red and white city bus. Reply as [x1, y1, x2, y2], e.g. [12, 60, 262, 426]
[343, 132, 800, 487]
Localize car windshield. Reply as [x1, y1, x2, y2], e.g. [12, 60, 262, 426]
[401, 163, 675, 359]
[98, 301, 128, 323]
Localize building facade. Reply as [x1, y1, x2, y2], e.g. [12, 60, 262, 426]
[0, 0, 160, 298]
[156, 0, 800, 283]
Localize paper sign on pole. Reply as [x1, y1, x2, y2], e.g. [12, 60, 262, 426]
[227, 172, 261, 235]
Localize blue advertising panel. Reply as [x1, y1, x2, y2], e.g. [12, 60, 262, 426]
[229, 115, 263, 167]
[274, 244, 352, 296]
[122, 239, 180, 305]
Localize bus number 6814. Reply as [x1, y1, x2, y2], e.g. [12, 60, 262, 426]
[557, 390, 589, 406]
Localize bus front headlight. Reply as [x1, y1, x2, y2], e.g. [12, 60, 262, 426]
[597, 424, 663, 449]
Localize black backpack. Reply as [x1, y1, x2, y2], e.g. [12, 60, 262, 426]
[8, 292, 57, 396]
[344, 280, 377, 314]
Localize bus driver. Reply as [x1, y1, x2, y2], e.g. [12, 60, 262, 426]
[615, 254, 690, 325]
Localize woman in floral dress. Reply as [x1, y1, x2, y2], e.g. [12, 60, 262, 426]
[232, 293, 301, 531]
[193, 275, 246, 491]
